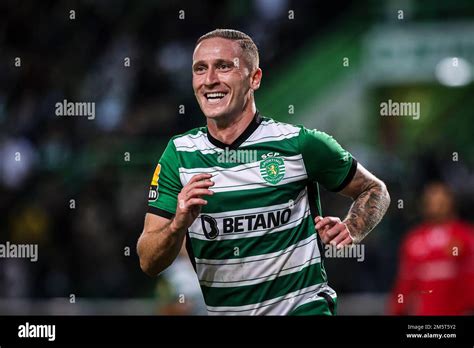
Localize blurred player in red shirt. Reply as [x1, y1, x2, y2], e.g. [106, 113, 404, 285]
[389, 182, 474, 315]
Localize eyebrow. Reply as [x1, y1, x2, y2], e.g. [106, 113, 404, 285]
[192, 59, 234, 69]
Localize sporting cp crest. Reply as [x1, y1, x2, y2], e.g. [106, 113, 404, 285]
[259, 157, 285, 185]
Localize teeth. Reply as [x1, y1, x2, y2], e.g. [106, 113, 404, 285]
[206, 92, 226, 98]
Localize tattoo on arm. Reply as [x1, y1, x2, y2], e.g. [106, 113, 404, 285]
[341, 166, 391, 243]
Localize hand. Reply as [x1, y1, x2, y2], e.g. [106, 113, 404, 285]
[171, 173, 214, 232]
[314, 216, 354, 248]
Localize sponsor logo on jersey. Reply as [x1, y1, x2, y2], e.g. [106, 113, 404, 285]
[201, 215, 219, 239]
[260, 157, 285, 185]
[200, 208, 292, 239]
[148, 164, 161, 202]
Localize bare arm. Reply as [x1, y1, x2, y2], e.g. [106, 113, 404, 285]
[316, 162, 390, 246]
[137, 173, 214, 276]
[339, 162, 391, 243]
[137, 213, 187, 276]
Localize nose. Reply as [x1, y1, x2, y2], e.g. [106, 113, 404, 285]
[204, 67, 219, 86]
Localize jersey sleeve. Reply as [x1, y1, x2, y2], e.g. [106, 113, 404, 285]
[147, 139, 182, 219]
[299, 126, 357, 192]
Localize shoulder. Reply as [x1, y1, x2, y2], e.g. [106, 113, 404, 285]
[257, 116, 344, 155]
[259, 116, 303, 135]
[261, 116, 338, 144]
[452, 220, 474, 240]
[250, 116, 303, 146]
[400, 224, 429, 256]
[403, 223, 432, 246]
[453, 220, 474, 232]
[169, 126, 208, 149]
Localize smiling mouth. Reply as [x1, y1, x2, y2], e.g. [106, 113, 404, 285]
[204, 92, 228, 104]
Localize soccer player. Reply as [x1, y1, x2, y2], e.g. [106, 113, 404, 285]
[137, 29, 390, 315]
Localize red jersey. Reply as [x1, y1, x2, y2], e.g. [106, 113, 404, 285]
[389, 220, 474, 315]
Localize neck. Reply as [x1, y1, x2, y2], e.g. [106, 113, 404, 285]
[207, 103, 257, 145]
[427, 212, 456, 225]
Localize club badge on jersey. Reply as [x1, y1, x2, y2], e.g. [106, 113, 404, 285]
[260, 152, 285, 185]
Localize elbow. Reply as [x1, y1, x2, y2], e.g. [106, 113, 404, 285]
[137, 239, 161, 277]
[139, 254, 167, 277]
[381, 180, 391, 205]
[139, 257, 159, 277]
[141, 264, 160, 278]
[378, 179, 391, 210]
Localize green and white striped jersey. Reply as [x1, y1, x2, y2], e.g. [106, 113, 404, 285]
[147, 111, 356, 315]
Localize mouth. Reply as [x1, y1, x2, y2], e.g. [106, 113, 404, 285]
[203, 91, 229, 105]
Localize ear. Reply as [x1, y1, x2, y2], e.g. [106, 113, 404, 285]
[250, 68, 262, 91]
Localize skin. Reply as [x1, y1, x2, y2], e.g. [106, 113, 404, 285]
[421, 182, 455, 224]
[315, 163, 390, 248]
[192, 37, 262, 144]
[137, 37, 390, 276]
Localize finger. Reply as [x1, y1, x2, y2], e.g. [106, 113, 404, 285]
[329, 229, 348, 246]
[317, 229, 332, 244]
[189, 179, 215, 190]
[321, 224, 331, 232]
[314, 216, 323, 224]
[182, 180, 215, 196]
[188, 173, 213, 185]
[184, 198, 208, 208]
[315, 217, 332, 230]
[315, 216, 339, 230]
[186, 188, 214, 199]
[319, 233, 330, 244]
[184, 180, 215, 195]
[325, 223, 346, 239]
[336, 236, 354, 248]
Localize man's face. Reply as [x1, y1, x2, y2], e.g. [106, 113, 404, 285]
[192, 37, 260, 120]
[422, 183, 454, 222]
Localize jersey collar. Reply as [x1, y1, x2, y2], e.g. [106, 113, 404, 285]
[206, 110, 262, 150]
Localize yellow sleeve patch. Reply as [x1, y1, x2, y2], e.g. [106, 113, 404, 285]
[151, 164, 161, 186]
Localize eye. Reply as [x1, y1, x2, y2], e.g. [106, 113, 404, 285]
[218, 63, 232, 70]
[194, 65, 206, 73]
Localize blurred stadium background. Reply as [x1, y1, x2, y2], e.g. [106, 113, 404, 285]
[1, 0, 473, 315]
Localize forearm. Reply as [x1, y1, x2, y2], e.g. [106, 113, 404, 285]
[343, 181, 390, 243]
[137, 219, 187, 276]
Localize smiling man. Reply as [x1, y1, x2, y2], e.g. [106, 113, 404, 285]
[137, 29, 391, 315]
